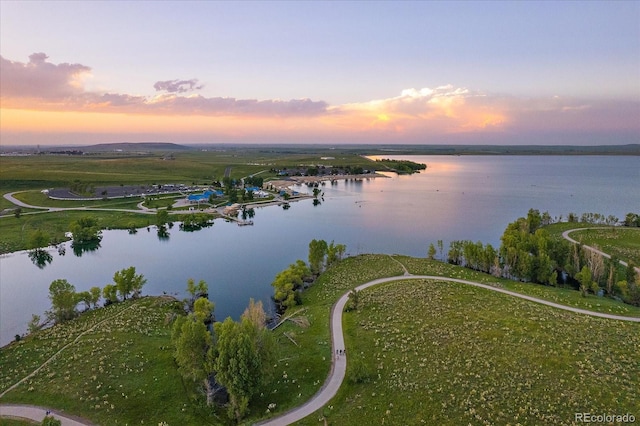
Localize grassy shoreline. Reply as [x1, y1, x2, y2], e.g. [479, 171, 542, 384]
[2, 256, 639, 425]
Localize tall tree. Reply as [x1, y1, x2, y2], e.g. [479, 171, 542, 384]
[241, 298, 267, 330]
[102, 284, 118, 305]
[172, 315, 216, 403]
[48, 279, 78, 322]
[89, 286, 102, 308]
[427, 243, 437, 260]
[113, 266, 146, 300]
[156, 209, 169, 227]
[214, 316, 274, 421]
[308, 239, 328, 275]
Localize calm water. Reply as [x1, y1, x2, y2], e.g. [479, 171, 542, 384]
[1, 155, 638, 345]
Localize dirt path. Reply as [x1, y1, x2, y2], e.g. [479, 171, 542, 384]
[0, 302, 139, 399]
[257, 271, 640, 425]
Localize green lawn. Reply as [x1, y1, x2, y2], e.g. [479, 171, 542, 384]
[0, 210, 156, 254]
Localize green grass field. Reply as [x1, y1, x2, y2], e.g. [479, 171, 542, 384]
[300, 277, 639, 425]
[568, 227, 640, 266]
[1, 255, 639, 425]
[0, 150, 383, 254]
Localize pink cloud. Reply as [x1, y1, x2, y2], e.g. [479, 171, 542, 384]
[153, 79, 204, 93]
[0, 53, 91, 99]
[1, 53, 329, 117]
[1, 53, 638, 144]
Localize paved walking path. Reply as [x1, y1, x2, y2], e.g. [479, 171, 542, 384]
[0, 304, 140, 425]
[562, 227, 640, 274]
[257, 272, 640, 425]
[0, 404, 93, 425]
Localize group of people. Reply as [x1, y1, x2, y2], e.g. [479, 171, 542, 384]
[335, 348, 346, 356]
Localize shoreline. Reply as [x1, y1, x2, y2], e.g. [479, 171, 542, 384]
[266, 172, 389, 192]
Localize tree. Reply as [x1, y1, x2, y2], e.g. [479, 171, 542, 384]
[89, 286, 102, 308]
[156, 209, 169, 227]
[172, 315, 216, 403]
[28, 314, 42, 334]
[77, 291, 92, 311]
[325, 241, 346, 268]
[69, 216, 102, 245]
[28, 229, 50, 250]
[214, 316, 274, 421]
[42, 416, 62, 426]
[113, 266, 146, 300]
[271, 260, 310, 312]
[193, 297, 215, 324]
[576, 266, 594, 297]
[48, 279, 78, 322]
[102, 284, 118, 305]
[427, 243, 436, 260]
[585, 246, 605, 286]
[308, 239, 328, 275]
[241, 298, 266, 330]
[626, 261, 637, 285]
[345, 289, 360, 312]
[187, 278, 208, 301]
[437, 239, 444, 261]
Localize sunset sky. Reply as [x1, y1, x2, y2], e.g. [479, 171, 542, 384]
[1, 1, 638, 146]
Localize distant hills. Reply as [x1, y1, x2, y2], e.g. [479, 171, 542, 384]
[81, 142, 193, 152]
[1, 142, 638, 155]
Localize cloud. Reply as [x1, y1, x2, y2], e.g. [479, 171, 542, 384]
[1, 53, 638, 144]
[153, 79, 204, 93]
[1, 53, 328, 117]
[0, 53, 91, 99]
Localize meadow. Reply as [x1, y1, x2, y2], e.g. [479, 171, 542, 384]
[1, 255, 639, 425]
[300, 277, 639, 425]
[568, 227, 640, 265]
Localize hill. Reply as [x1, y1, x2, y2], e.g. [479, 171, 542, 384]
[81, 142, 193, 153]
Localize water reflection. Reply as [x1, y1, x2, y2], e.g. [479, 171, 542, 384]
[242, 208, 256, 220]
[72, 241, 101, 257]
[28, 249, 53, 269]
[157, 226, 170, 241]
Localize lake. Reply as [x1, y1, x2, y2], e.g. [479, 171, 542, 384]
[1, 155, 638, 346]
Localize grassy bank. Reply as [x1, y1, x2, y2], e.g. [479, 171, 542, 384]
[568, 227, 640, 265]
[0, 297, 223, 425]
[2, 255, 638, 425]
[299, 277, 639, 425]
[0, 210, 155, 254]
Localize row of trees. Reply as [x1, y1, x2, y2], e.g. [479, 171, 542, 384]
[44, 266, 146, 325]
[272, 240, 346, 312]
[171, 280, 274, 421]
[442, 209, 640, 306]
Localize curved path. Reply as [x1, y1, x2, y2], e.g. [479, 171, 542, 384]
[257, 273, 640, 425]
[2, 191, 156, 215]
[0, 404, 93, 425]
[0, 303, 140, 425]
[562, 227, 640, 274]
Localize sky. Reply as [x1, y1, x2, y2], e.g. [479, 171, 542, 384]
[1, 1, 639, 146]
